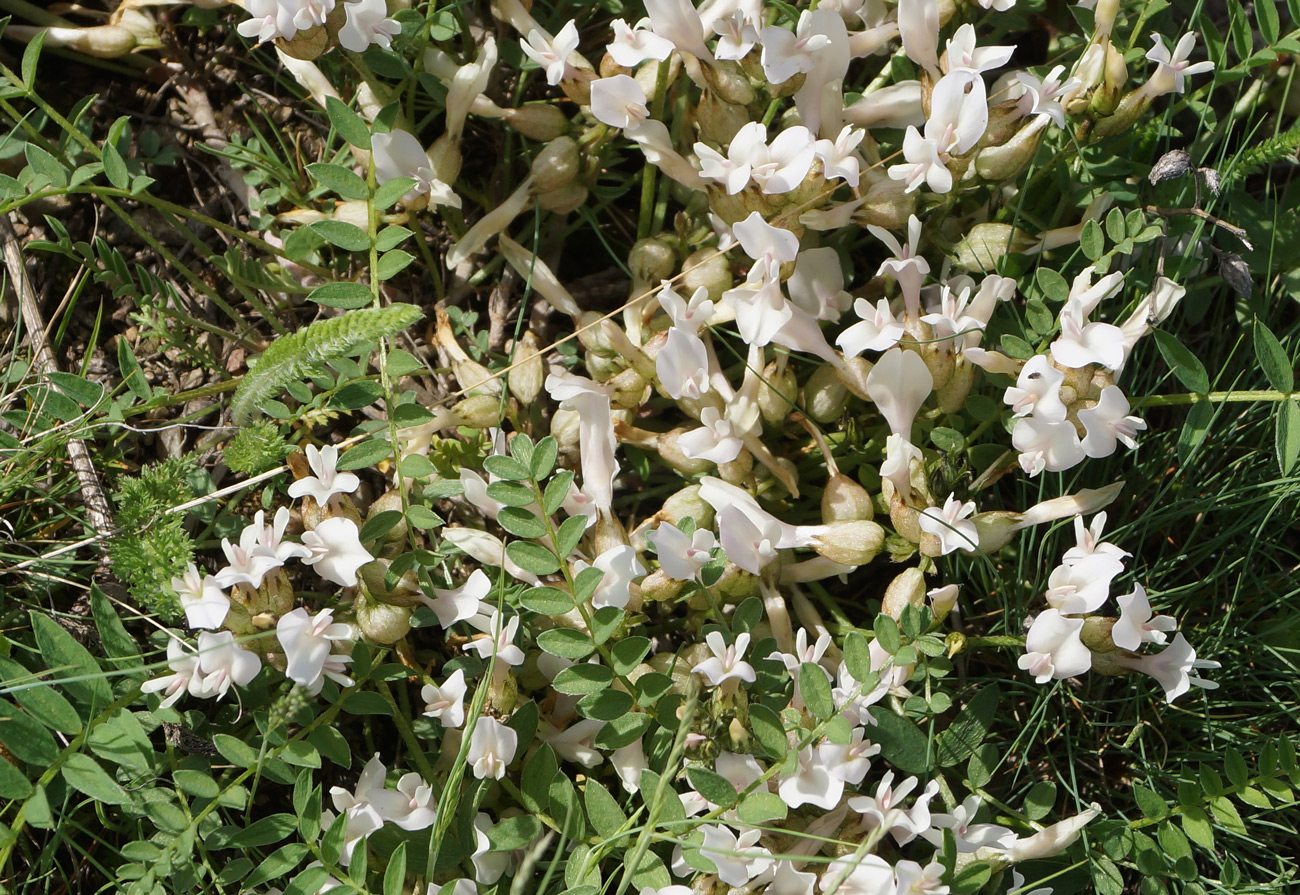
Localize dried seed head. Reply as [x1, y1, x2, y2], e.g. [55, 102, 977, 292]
[1148, 149, 1192, 185]
[1198, 166, 1222, 195]
[1218, 252, 1253, 299]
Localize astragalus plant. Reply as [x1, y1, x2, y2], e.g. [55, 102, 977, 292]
[1, 0, 1299, 894]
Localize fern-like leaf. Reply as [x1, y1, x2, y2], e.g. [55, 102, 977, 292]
[1226, 118, 1300, 184]
[231, 304, 424, 424]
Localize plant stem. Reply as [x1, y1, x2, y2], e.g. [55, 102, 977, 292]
[1136, 389, 1300, 408]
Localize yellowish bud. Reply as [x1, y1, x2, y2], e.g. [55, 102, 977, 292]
[882, 567, 926, 620]
[810, 520, 886, 567]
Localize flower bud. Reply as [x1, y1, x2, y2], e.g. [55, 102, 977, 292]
[538, 181, 588, 213]
[655, 429, 717, 476]
[367, 489, 409, 548]
[697, 92, 751, 145]
[717, 448, 755, 485]
[1089, 43, 1128, 118]
[929, 584, 959, 620]
[452, 394, 506, 430]
[936, 356, 977, 413]
[681, 249, 733, 303]
[703, 59, 756, 105]
[530, 136, 582, 194]
[889, 488, 924, 544]
[502, 104, 571, 141]
[551, 407, 581, 450]
[507, 331, 544, 405]
[802, 364, 850, 423]
[809, 520, 886, 567]
[356, 590, 413, 644]
[640, 569, 685, 603]
[1081, 616, 1118, 653]
[629, 238, 678, 289]
[976, 117, 1048, 182]
[881, 567, 926, 620]
[758, 361, 799, 424]
[660, 484, 715, 529]
[577, 310, 620, 357]
[608, 365, 651, 409]
[822, 473, 875, 523]
[953, 223, 1037, 273]
[714, 562, 760, 598]
[971, 511, 1020, 554]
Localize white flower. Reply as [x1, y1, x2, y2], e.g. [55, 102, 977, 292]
[1079, 386, 1147, 457]
[370, 771, 438, 831]
[302, 517, 374, 588]
[750, 126, 817, 195]
[712, 9, 758, 61]
[677, 406, 744, 464]
[237, 0, 297, 44]
[141, 638, 206, 709]
[371, 129, 461, 208]
[467, 717, 518, 780]
[277, 607, 356, 692]
[1012, 415, 1086, 476]
[789, 247, 853, 323]
[289, 444, 361, 507]
[1016, 65, 1081, 128]
[944, 24, 1014, 76]
[819, 727, 880, 787]
[658, 327, 711, 400]
[761, 11, 832, 84]
[338, 0, 401, 52]
[695, 824, 773, 886]
[1113, 583, 1178, 651]
[644, 0, 713, 61]
[470, 813, 510, 884]
[327, 753, 389, 863]
[1142, 33, 1215, 98]
[608, 18, 675, 67]
[590, 75, 650, 130]
[866, 348, 933, 438]
[1051, 296, 1124, 370]
[1044, 553, 1124, 614]
[520, 20, 580, 86]
[814, 126, 866, 188]
[838, 298, 905, 356]
[540, 718, 606, 767]
[545, 373, 619, 512]
[422, 568, 492, 629]
[657, 282, 715, 333]
[577, 545, 646, 610]
[714, 503, 781, 574]
[612, 739, 649, 793]
[733, 211, 800, 268]
[172, 562, 229, 630]
[847, 771, 940, 845]
[421, 668, 468, 728]
[922, 795, 1016, 853]
[1062, 512, 1130, 565]
[693, 631, 756, 687]
[897, 0, 940, 74]
[778, 745, 842, 810]
[464, 611, 525, 666]
[195, 631, 262, 700]
[918, 494, 980, 555]
[1017, 609, 1091, 683]
[767, 627, 832, 674]
[648, 522, 717, 580]
[213, 515, 283, 590]
[1116, 633, 1220, 702]
[1004, 354, 1067, 420]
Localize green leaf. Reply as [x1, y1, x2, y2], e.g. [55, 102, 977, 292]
[325, 96, 371, 149]
[25, 144, 67, 189]
[590, 606, 623, 645]
[498, 506, 547, 540]
[101, 143, 129, 189]
[375, 225, 414, 252]
[374, 177, 417, 209]
[553, 664, 614, 695]
[1224, 750, 1250, 787]
[229, 813, 297, 848]
[929, 426, 965, 453]
[486, 480, 537, 508]
[376, 249, 415, 280]
[531, 436, 559, 480]
[542, 469, 574, 515]
[0, 698, 58, 764]
[1179, 401, 1213, 465]
[549, 771, 587, 839]
[592, 713, 652, 750]
[307, 162, 368, 200]
[1210, 795, 1247, 834]
[868, 707, 931, 774]
[873, 614, 901, 654]
[483, 455, 531, 481]
[1024, 299, 1054, 335]
[583, 781, 627, 838]
[843, 632, 872, 682]
[577, 689, 634, 721]
[935, 686, 998, 767]
[950, 863, 992, 895]
[748, 703, 787, 760]
[1134, 784, 1167, 819]
[285, 865, 332, 895]
[686, 766, 738, 809]
[507, 541, 561, 576]
[360, 509, 404, 542]
[999, 334, 1035, 360]
[736, 791, 788, 825]
[406, 504, 443, 529]
[520, 744, 557, 814]
[1254, 322, 1294, 393]
[383, 842, 407, 895]
[799, 662, 834, 721]
[487, 815, 544, 851]
[554, 514, 588, 560]
[29, 612, 111, 707]
[173, 769, 221, 799]
[1034, 268, 1069, 303]
[214, 733, 259, 767]
[337, 437, 393, 471]
[520, 585, 575, 615]
[308, 282, 373, 309]
[0, 757, 32, 799]
[1180, 806, 1215, 850]
[1153, 329, 1210, 393]
[0, 658, 82, 733]
[311, 220, 370, 252]
[537, 628, 595, 659]
[610, 637, 651, 676]
[342, 691, 392, 715]
[117, 338, 151, 401]
[1022, 780, 1057, 821]
[1105, 207, 1126, 244]
[1080, 219, 1105, 260]
[61, 753, 129, 805]
[1256, 0, 1280, 44]
[21, 29, 46, 89]
[230, 304, 422, 424]
[245, 843, 309, 888]
[25, 784, 53, 829]
[90, 584, 140, 668]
